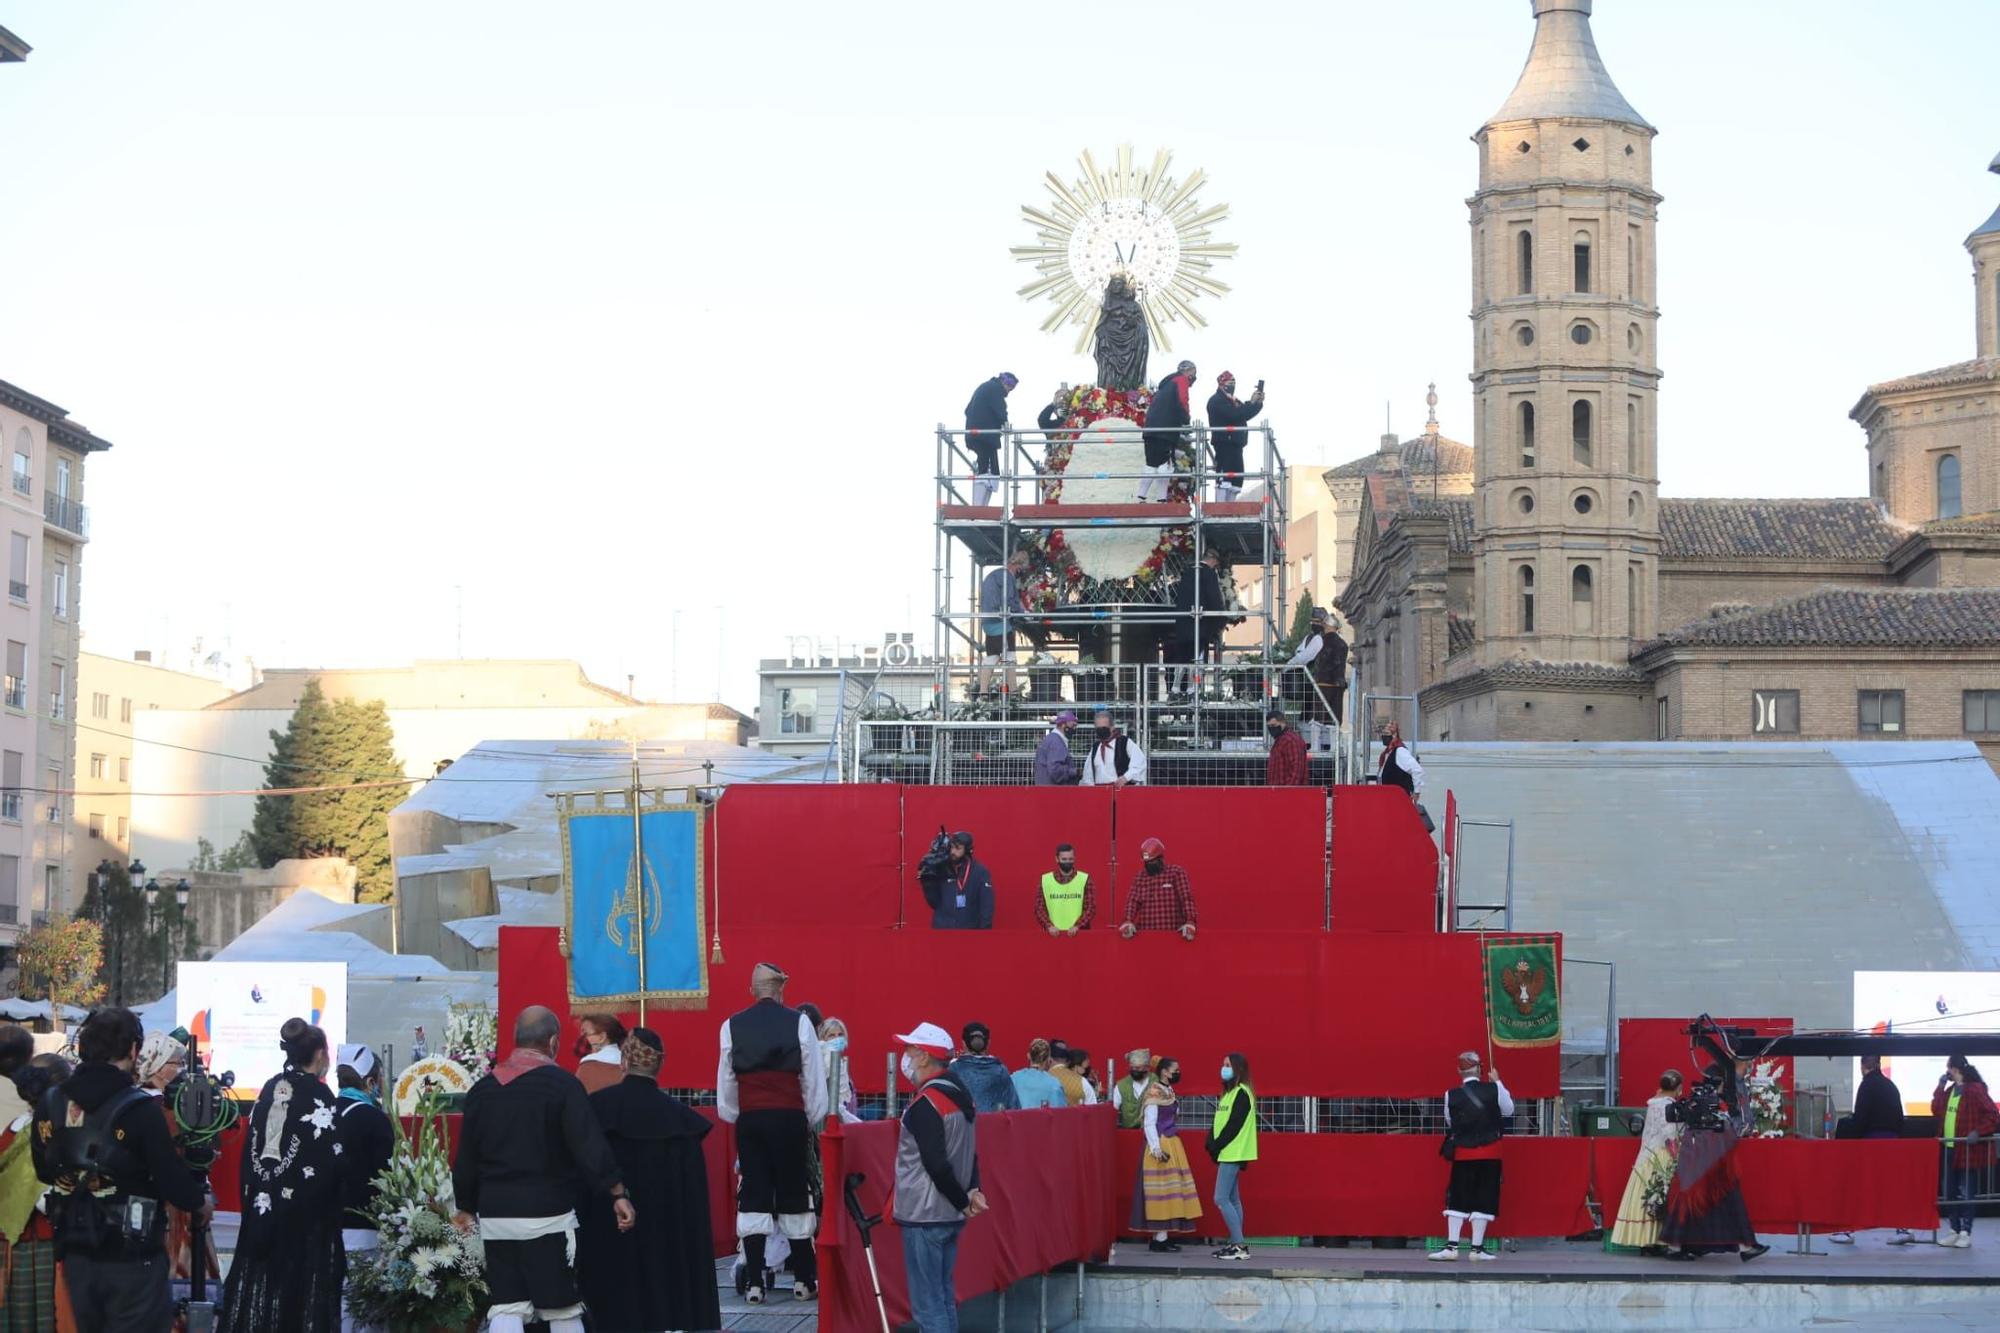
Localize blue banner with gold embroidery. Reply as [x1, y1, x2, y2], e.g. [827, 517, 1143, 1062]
[561, 800, 707, 1009]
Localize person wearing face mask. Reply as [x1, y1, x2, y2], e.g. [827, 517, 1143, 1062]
[1204, 373, 1265, 502]
[1206, 1052, 1259, 1261]
[1119, 838, 1198, 942]
[818, 1017, 862, 1124]
[1078, 708, 1148, 788]
[1130, 1057, 1201, 1252]
[215, 1017, 348, 1333]
[452, 1007, 631, 1333]
[1375, 720, 1425, 802]
[1265, 704, 1311, 786]
[1933, 1054, 1999, 1248]
[1035, 843, 1095, 936]
[1110, 1049, 1155, 1130]
[892, 1022, 987, 1333]
[1033, 710, 1081, 786]
[949, 1022, 1021, 1115]
[919, 831, 995, 930]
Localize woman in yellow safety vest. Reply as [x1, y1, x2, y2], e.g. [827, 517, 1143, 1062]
[1205, 1052, 1258, 1261]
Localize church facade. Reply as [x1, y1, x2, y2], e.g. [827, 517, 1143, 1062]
[1337, 0, 2000, 769]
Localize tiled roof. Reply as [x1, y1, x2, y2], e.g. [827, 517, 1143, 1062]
[1406, 498, 1476, 554]
[1485, 1, 1651, 130]
[1649, 588, 2000, 650]
[1447, 614, 1477, 657]
[1860, 357, 2000, 398]
[1658, 498, 1905, 563]
[1327, 436, 1474, 481]
[1923, 511, 2000, 536]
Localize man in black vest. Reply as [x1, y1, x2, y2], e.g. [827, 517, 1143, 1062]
[717, 962, 828, 1304]
[1376, 720, 1424, 802]
[1431, 1051, 1513, 1262]
[1139, 360, 1196, 501]
[33, 1006, 208, 1332]
[1078, 707, 1148, 787]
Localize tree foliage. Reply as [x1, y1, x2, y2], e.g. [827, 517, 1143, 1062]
[190, 831, 259, 874]
[250, 680, 402, 903]
[1275, 596, 1317, 661]
[16, 914, 106, 1025]
[77, 863, 199, 1008]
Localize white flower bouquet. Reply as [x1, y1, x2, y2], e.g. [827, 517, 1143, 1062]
[442, 1002, 497, 1082]
[344, 1097, 489, 1332]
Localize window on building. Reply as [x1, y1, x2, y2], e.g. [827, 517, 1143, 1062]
[0, 751, 18, 822]
[1752, 689, 1800, 734]
[91, 692, 108, 719]
[88, 753, 104, 779]
[1627, 229, 1639, 297]
[1518, 564, 1536, 633]
[1627, 563, 1639, 635]
[1859, 689, 1905, 734]
[1302, 554, 1315, 589]
[1571, 564, 1595, 633]
[1627, 401, 1639, 470]
[779, 687, 818, 735]
[1516, 229, 1533, 295]
[4, 642, 23, 710]
[1573, 236, 1592, 293]
[1572, 400, 1593, 466]
[39, 864, 57, 915]
[118, 756, 129, 783]
[1518, 401, 1536, 468]
[1938, 454, 1962, 520]
[0, 854, 15, 923]
[7, 534, 25, 603]
[116, 815, 128, 845]
[51, 560, 67, 619]
[88, 812, 104, 839]
[1655, 695, 1670, 741]
[1966, 690, 2000, 733]
[9, 448, 26, 496]
[44, 767, 60, 823]
[55, 458, 69, 500]
[119, 697, 132, 723]
[49, 662, 65, 721]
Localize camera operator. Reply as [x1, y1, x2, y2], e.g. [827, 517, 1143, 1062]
[1204, 372, 1265, 502]
[1658, 1061, 1768, 1261]
[32, 1006, 209, 1331]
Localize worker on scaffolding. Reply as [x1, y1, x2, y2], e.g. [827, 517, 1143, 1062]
[976, 550, 1030, 700]
[1204, 373, 1265, 501]
[963, 371, 1017, 506]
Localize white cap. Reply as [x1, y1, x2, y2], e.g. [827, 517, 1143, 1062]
[337, 1043, 378, 1079]
[893, 1022, 954, 1058]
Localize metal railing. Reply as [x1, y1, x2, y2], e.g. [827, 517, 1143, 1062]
[845, 664, 1351, 785]
[10, 472, 27, 496]
[43, 492, 86, 537]
[6, 581, 23, 602]
[2, 683, 21, 710]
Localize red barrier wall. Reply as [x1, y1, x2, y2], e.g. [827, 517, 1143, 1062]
[1591, 1137, 1937, 1231]
[1110, 786, 1327, 931]
[1331, 785, 1438, 932]
[901, 786, 1114, 929]
[499, 924, 1562, 1098]
[715, 784, 905, 926]
[1616, 1018, 1794, 1107]
[820, 1109, 1120, 1333]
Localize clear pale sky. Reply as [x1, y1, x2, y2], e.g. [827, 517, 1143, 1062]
[1, 0, 1994, 711]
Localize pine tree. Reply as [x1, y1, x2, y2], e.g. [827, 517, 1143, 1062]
[1276, 597, 1316, 661]
[250, 681, 402, 902]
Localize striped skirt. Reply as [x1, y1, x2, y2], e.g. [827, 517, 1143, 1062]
[1130, 1135, 1202, 1233]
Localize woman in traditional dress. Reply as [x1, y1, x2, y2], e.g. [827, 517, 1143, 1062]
[0, 1054, 74, 1333]
[1660, 1061, 1769, 1262]
[135, 1032, 221, 1306]
[217, 1018, 347, 1332]
[574, 1012, 627, 1095]
[1129, 1056, 1201, 1252]
[1607, 1069, 1682, 1255]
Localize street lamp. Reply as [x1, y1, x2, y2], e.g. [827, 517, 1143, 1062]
[142, 876, 192, 996]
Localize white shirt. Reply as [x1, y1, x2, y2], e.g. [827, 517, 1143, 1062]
[1381, 745, 1425, 796]
[1443, 1075, 1514, 1121]
[1078, 734, 1147, 786]
[1288, 632, 1323, 668]
[716, 1009, 829, 1125]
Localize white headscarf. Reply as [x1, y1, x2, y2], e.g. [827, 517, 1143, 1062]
[137, 1032, 187, 1086]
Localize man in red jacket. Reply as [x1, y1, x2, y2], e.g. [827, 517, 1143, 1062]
[1265, 704, 1311, 785]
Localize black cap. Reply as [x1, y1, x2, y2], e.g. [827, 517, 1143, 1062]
[962, 1021, 990, 1044]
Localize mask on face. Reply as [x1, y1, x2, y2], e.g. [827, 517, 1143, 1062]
[1167, 1070, 1183, 1086]
[1096, 724, 1112, 740]
[1058, 862, 1075, 874]
[1220, 1063, 1235, 1082]
[1145, 857, 1163, 873]
[824, 1036, 848, 1054]
[899, 1053, 918, 1084]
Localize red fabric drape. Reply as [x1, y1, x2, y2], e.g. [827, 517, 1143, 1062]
[1108, 1131, 1596, 1241]
[1590, 1137, 1938, 1231]
[499, 924, 1565, 1098]
[901, 786, 1115, 930]
[1615, 1018, 1795, 1106]
[819, 1108, 1119, 1333]
[1330, 785, 1440, 932]
[1109, 787, 1329, 930]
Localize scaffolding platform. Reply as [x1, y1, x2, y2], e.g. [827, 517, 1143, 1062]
[937, 499, 1275, 566]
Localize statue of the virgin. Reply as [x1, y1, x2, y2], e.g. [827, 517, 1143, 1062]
[1092, 273, 1149, 391]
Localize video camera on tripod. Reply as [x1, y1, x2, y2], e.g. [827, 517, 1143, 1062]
[168, 1031, 238, 1332]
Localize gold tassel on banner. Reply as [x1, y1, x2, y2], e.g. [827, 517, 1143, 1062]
[710, 932, 725, 965]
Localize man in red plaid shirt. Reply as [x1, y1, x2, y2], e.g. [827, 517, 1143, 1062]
[1264, 704, 1311, 786]
[1118, 838, 1198, 941]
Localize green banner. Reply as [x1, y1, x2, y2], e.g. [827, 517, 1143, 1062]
[1484, 935, 1560, 1049]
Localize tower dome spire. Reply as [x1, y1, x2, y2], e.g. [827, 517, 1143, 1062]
[1972, 150, 2000, 240]
[1487, 0, 1650, 131]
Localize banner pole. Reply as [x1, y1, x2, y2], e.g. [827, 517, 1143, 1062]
[631, 739, 648, 1024]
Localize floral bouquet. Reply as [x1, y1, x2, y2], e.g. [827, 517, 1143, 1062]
[442, 1002, 497, 1082]
[1746, 1058, 1789, 1137]
[345, 1097, 489, 1333]
[1640, 1150, 1674, 1218]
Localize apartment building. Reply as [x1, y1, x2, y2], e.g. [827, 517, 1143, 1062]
[0, 378, 111, 956]
[68, 651, 233, 905]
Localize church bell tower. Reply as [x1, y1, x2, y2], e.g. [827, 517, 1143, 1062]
[1468, 0, 1661, 664]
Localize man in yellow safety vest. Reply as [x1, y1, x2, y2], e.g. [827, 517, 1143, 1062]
[1034, 843, 1095, 937]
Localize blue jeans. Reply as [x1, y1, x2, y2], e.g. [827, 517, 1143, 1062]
[900, 1220, 965, 1333]
[1214, 1162, 1247, 1243]
[1942, 1155, 1979, 1233]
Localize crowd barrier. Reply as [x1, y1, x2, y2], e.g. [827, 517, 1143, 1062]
[498, 923, 1565, 1098]
[711, 782, 1435, 934]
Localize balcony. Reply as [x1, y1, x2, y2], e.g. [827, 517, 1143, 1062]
[43, 492, 87, 538]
